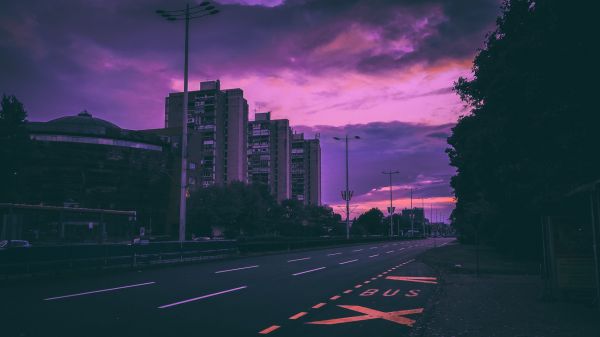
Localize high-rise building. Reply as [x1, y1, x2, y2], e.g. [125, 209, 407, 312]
[247, 112, 291, 202]
[165, 80, 248, 186]
[291, 133, 321, 205]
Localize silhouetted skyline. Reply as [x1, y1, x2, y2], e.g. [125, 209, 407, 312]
[0, 0, 502, 220]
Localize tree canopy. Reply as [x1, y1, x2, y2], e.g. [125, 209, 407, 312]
[187, 182, 341, 238]
[0, 94, 31, 203]
[447, 0, 597, 255]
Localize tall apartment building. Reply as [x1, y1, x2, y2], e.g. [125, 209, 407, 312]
[247, 112, 291, 202]
[291, 133, 321, 205]
[165, 80, 248, 186]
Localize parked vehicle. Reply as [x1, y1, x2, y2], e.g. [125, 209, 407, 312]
[0, 240, 32, 249]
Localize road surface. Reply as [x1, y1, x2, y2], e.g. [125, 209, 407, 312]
[1, 237, 453, 336]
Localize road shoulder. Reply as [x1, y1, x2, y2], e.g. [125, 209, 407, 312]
[411, 241, 600, 337]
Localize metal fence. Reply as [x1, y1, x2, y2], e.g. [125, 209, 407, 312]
[0, 240, 238, 277]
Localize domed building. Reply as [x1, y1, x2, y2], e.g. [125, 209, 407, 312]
[19, 111, 177, 242]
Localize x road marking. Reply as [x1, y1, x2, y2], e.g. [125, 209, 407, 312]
[307, 305, 424, 327]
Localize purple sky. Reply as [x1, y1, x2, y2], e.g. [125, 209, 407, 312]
[0, 0, 501, 222]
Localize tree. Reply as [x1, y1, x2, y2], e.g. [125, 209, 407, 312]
[187, 183, 343, 238]
[0, 95, 31, 203]
[353, 208, 385, 235]
[447, 0, 598, 255]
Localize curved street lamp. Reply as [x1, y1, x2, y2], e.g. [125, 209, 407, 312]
[333, 135, 361, 239]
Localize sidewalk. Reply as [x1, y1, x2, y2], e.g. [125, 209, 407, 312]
[412, 241, 599, 337]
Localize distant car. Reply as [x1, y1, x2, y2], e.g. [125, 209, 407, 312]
[130, 237, 150, 245]
[0, 240, 32, 249]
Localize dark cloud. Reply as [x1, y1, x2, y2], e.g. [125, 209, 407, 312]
[293, 121, 455, 207]
[426, 131, 449, 139]
[0, 0, 499, 126]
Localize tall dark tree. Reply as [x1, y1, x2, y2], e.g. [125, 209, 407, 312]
[353, 208, 385, 235]
[447, 0, 597, 255]
[0, 95, 31, 203]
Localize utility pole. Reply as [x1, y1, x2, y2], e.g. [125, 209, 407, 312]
[410, 188, 414, 236]
[421, 198, 425, 237]
[334, 135, 360, 239]
[382, 170, 400, 237]
[156, 2, 220, 242]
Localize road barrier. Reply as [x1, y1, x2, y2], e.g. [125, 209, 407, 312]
[0, 236, 424, 279]
[237, 236, 418, 254]
[0, 240, 237, 278]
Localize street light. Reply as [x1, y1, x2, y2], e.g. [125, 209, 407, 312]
[382, 170, 400, 237]
[333, 135, 360, 239]
[156, 2, 220, 242]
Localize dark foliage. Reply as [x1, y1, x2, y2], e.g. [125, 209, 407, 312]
[0, 95, 32, 203]
[352, 208, 385, 235]
[447, 0, 597, 255]
[187, 182, 341, 238]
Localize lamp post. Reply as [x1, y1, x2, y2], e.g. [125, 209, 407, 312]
[382, 170, 400, 237]
[334, 135, 360, 239]
[156, 2, 220, 242]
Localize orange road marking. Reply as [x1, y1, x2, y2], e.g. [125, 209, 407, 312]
[330, 295, 341, 300]
[259, 325, 280, 334]
[343, 290, 353, 294]
[312, 303, 327, 309]
[307, 305, 424, 327]
[289, 312, 308, 320]
[385, 276, 438, 284]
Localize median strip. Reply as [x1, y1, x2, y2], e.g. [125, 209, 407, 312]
[44, 281, 156, 301]
[292, 267, 326, 276]
[215, 265, 259, 274]
[158, 286, 247, 309]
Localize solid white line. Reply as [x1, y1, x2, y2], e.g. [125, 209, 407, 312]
[369, 254, 379, 258]
[327, 252, 342, 256]
[369, 246, 378, 249]
[339, 259, 358, 265]
[158, 286, 247, 309]
[287, 257, 311, 263]
[386, 250, 394, 254]
[44, 282, 156, 301]
[292, 267, 326, 276]
[352, 249, 363, 252]
[215, 265, 259, 274]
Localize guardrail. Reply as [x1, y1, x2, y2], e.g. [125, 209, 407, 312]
[0, 240, 238, 278]
[237, 236, 420, 253]
[0, 236, 425, 279]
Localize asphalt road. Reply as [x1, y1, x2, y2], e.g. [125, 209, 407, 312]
[1, 237, 453, 337]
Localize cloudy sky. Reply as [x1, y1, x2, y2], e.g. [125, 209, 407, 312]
[0, 0, 501, 222]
